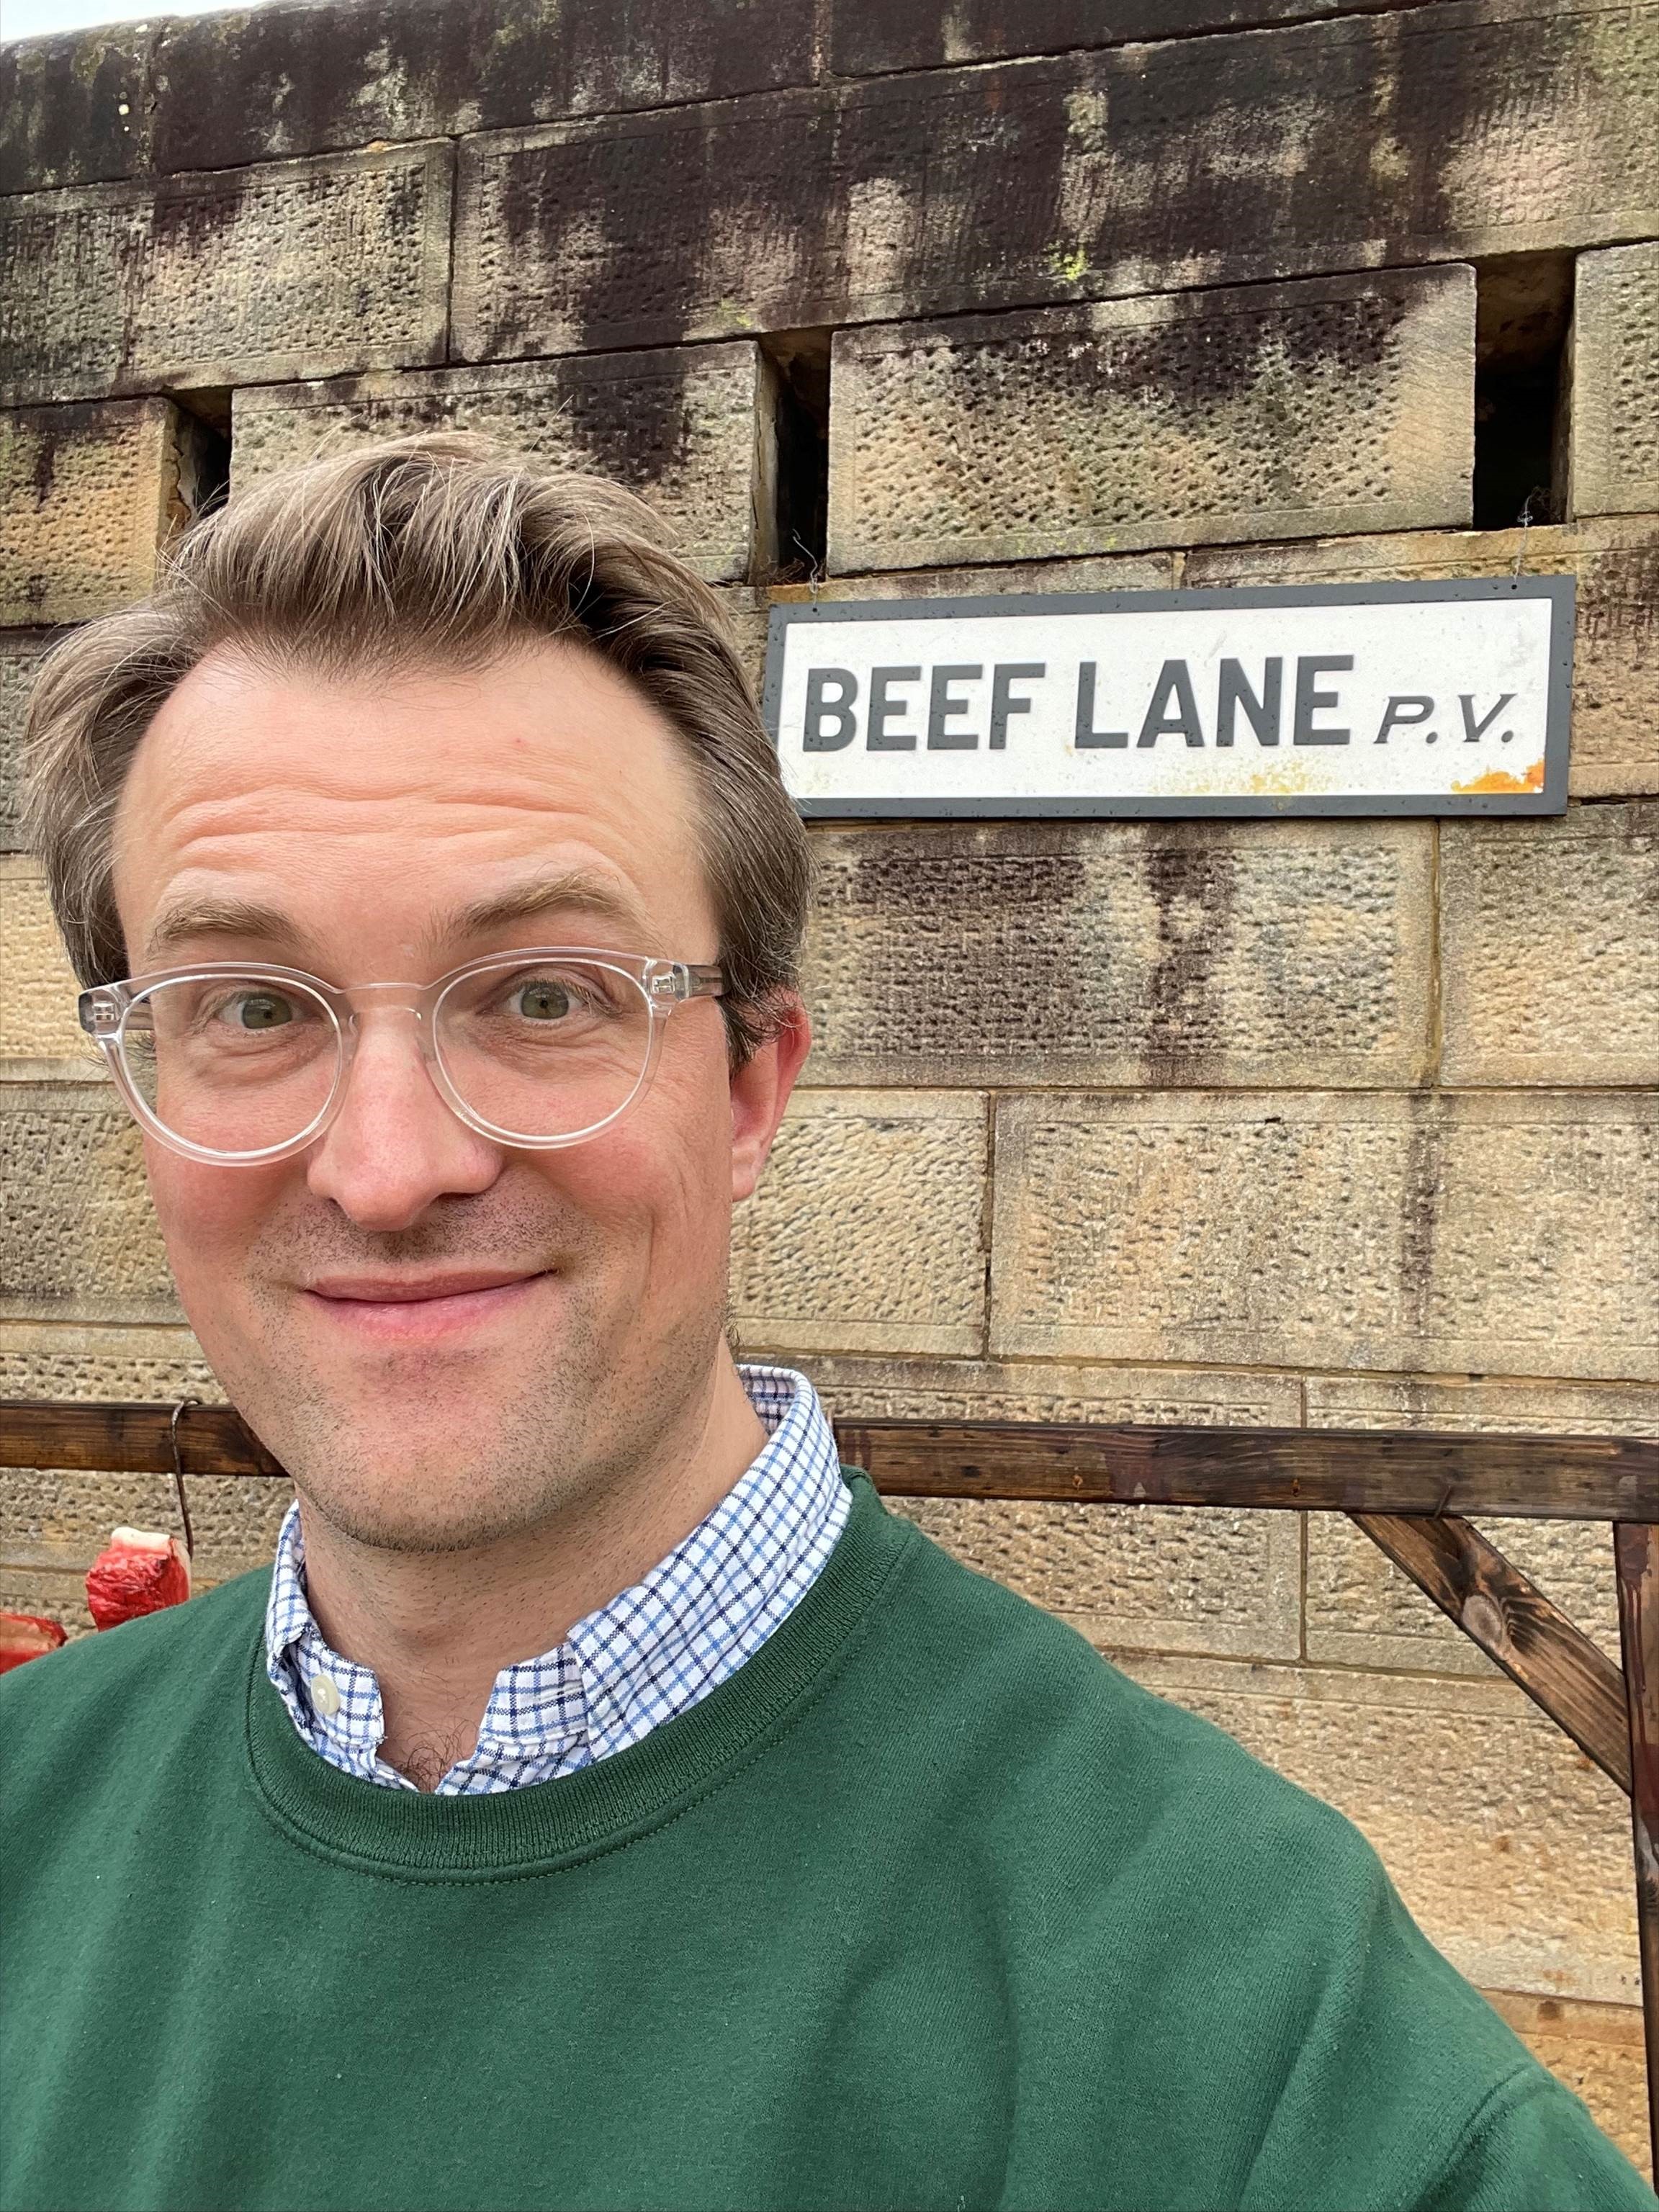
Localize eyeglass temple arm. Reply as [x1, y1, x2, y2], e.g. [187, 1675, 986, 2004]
[680, 963, 726, 999]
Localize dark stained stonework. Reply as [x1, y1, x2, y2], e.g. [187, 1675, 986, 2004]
[800, 820, 1432, 1089]
[455, 1, 1658, 359]
[0, 0, 1471, 196]
[827, 0, 1424, 76]
[0, 25, 154, 194]
[1, 145, 454, 408]
[0, 0, 818, 192]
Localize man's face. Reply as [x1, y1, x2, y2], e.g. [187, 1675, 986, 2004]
[110, 638, 805, 1552]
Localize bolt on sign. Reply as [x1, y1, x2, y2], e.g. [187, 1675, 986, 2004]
[763, 579, 1573, 817]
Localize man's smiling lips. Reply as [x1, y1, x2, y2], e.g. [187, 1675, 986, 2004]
[299, 1269, 551, 1339]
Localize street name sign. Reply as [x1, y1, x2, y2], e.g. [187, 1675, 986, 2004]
[763, 577, 1573, 817]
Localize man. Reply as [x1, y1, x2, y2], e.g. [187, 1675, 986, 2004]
[1, 436, 1650, 2212]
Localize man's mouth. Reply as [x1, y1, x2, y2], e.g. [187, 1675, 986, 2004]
[299, 1269, 551, 1339]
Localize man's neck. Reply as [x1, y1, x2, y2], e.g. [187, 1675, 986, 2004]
[292, 1357, 770, 1790]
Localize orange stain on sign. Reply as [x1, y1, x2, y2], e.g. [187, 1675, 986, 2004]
[1452, 760, 1546, 795]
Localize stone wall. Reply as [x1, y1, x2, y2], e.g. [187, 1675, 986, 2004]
[2, 0, 1656, 2170]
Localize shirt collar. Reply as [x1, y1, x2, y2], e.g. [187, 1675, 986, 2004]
[264, 1363, 846, 1793]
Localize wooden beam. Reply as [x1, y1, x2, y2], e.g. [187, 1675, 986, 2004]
[3, 1403, 1656, 1518]
[835, 1419, 1659, 1521]
[0, 1400, 287, 1480]
[1616, 1521, 1659, 2185]
[1352, 1511, 1630, 1794]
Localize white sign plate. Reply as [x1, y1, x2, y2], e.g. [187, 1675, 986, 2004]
[763, 578, 1573, 817]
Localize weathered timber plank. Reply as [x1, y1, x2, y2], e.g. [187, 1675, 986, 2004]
[1616, 1519, 1659, 2177]
[1353, 1509, 1631, 1791]
[0, 1401, 285, 1479]
[6, 1406, 1655, 1517]
[835, 1422, 1657, 1519]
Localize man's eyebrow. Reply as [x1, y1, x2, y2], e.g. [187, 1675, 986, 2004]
[421, 869, 650, 956]
[140, 871, 649, 974]
[142, 896, 321, 968]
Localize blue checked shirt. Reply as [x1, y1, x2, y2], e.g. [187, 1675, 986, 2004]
[264, 1364, 849, 1795]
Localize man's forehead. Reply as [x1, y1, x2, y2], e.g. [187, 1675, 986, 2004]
[126, 635, 695, 790]
[114, 639, 713, 952]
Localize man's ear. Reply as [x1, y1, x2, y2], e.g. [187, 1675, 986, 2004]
[730, 995, 812, 1205]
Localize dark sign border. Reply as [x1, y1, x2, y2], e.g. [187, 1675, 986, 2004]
[760, 575, 1575, 818]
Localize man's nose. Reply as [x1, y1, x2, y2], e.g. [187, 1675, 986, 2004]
[303, 1009, 502, 1231]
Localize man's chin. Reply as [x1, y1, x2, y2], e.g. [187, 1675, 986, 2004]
[232, 1362, 579, 1552]
[297, 1478, 541, 1556]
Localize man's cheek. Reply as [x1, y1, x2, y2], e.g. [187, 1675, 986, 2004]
[143, 1145, 278, 1298]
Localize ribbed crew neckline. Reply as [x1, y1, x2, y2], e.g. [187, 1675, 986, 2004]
[242, 1473, 914, 1878]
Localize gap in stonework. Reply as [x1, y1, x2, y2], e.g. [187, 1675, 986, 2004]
[1472, 253, 1573, 531]
[758, 329, 832, 583]
[166, 389, 232, 531]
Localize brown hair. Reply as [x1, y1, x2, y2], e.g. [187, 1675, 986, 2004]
[21, 432, 809, 1061]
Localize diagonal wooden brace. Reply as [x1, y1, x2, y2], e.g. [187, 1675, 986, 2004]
[1351, 1511, 1631, 1796]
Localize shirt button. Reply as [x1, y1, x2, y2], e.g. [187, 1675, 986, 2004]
[312, 1674, 343, 1718]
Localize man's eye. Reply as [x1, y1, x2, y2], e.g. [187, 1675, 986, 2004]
[217, 992, 296, 1032]
[512, 980, 572, 1022]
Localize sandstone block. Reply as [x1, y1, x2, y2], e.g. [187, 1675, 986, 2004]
[0, 400, 181, 626]
[1308, 1513, 1620, 1676]
[1572, 242, 1659, 520]
[0, 1316, 215, 1406]
[233, 345, 772, 583]
[1440, 802, 1659, 1087]
[730, 1091, 986, 1356]
[804, 1354, 1302, 1658]
[0, 1465, 289, 1584]
[0, 860, 91, 1069]
[0, 23, 150, 194]
[990, 1090, 1659, 1380]
[0, 0, 820, 192]
[456, 6, 1656, 357]
[0, 144, 452, 407]
[0, 636, 50, 852]
[801, 819, 1432, 1089]
[0, 1082, 176, 1322]
[1123, 1651, 1641, 2007]
[1488, 1993, 1653, 2181]
[1186, 519, 1659, 797]
[0, 1565, 99, 1641]
[719, 551, 1177, 692]
[827, 270, 1474, 571]
[1303, 1375, 1659, 1673]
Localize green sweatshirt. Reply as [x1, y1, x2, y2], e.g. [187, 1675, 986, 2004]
[2, 1473, 1652, 2212]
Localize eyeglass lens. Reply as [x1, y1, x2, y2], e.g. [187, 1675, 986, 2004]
[119, 960, 656, 1154]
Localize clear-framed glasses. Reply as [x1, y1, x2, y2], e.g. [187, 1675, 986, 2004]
[78, 950, 727, 1166]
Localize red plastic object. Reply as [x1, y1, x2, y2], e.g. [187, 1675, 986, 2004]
[0, 1611, 68, 1672]
[86, 1527, 192, 1629]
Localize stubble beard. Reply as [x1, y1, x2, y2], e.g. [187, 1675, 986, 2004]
[190, 1200, 731, 1559]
